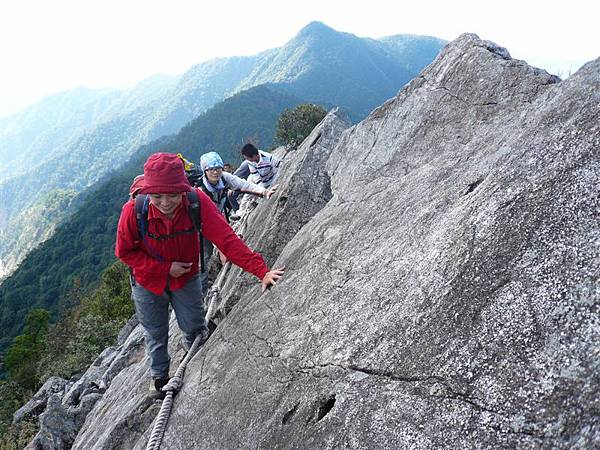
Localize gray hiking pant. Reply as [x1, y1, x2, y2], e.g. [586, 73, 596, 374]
[132, 274, 207, 379]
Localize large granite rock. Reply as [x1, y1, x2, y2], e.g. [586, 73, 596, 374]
[37, 33, 599, 449]
[161, 34, 599, 448]
[13, 377, 69, 424]
[212, 108, 351, 319]
[24, 316, 147, 449]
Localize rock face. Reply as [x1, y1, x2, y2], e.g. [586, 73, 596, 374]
[161, 34, 599, 448]
[13, 377, 68, 425]
[35, 33, 599, 448]
[212, 108, 351, 320]
[23, 317, 147, 449]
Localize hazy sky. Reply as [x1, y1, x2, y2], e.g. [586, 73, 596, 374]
[1, 0, 598, 117]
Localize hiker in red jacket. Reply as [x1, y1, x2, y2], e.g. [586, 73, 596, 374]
[115, 152, 284, 399]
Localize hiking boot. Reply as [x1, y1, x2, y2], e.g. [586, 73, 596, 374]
[229, 213, 241, 221]
[149, 377, 170, 400]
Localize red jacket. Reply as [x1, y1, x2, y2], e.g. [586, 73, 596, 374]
[115, 188, 269, 295]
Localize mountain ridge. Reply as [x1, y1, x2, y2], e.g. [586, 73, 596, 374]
[16, 32, 599, 448]
[0, 22, 445, 280]
[0, 84, 303, 353]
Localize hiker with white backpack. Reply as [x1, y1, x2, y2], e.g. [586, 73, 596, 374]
[234, 143, 281, 188]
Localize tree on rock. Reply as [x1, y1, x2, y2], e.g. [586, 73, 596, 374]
[275, 103, 327, 149]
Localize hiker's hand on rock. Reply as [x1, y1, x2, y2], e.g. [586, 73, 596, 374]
[170, 261, 193, 278]
[262, 266, 285, 292]
[265, 184, 278, 199]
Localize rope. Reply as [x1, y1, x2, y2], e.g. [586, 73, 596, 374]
[204, 261, 231, 321]
[145, 328, 206, 450]
[145, 195, 258, 450]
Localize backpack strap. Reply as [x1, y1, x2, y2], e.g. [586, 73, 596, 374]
[135, 191, 205, 272]
[135, 194, 166, 262]
[134, 194, 148, 238]
[198, 181, 217, 203]
[198, 176, 228, 203]
[186, 190, 205, 273]
[198, 176, 230, 222]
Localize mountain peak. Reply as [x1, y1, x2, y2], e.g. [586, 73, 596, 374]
[295, 21, 337, 39]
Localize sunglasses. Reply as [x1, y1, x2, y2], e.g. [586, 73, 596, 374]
[205, 167, 223, 173]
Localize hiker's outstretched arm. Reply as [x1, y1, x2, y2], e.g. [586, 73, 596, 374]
[198, 190, 269, 280]
[222, 172, 265, 197]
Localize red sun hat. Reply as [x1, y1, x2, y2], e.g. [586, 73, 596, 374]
[139, 153, 192, 194]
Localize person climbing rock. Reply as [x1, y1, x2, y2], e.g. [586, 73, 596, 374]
[197, 151, 278, 294]
[230, 143, 282, 220]
[115, 152, 284, 399]
[236, 143, 281, 188]
[199, 151, 277, 214]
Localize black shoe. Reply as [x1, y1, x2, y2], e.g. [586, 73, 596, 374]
[149, 377, 170, 400]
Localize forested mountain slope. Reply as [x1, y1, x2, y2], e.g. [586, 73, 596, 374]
[0, 22, 444, 280]
[0, 85, 302, 353]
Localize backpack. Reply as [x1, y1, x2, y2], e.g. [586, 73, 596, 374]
[178, 153, 234, 221]
[197, 175, 237, 223]
[177, 153, 203, 187]
[134, 190, 205, 273]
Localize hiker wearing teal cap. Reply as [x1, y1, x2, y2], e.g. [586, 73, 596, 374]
[197, 151, 278, 295]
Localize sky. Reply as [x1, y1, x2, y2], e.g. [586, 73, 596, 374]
[0, 0, 598, 118]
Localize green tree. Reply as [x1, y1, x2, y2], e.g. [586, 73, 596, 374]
[275, 103, 328, 149]
[82, 261, 134, 321]
[37, 261, 134, 381]
[4, 309, 50, 389]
